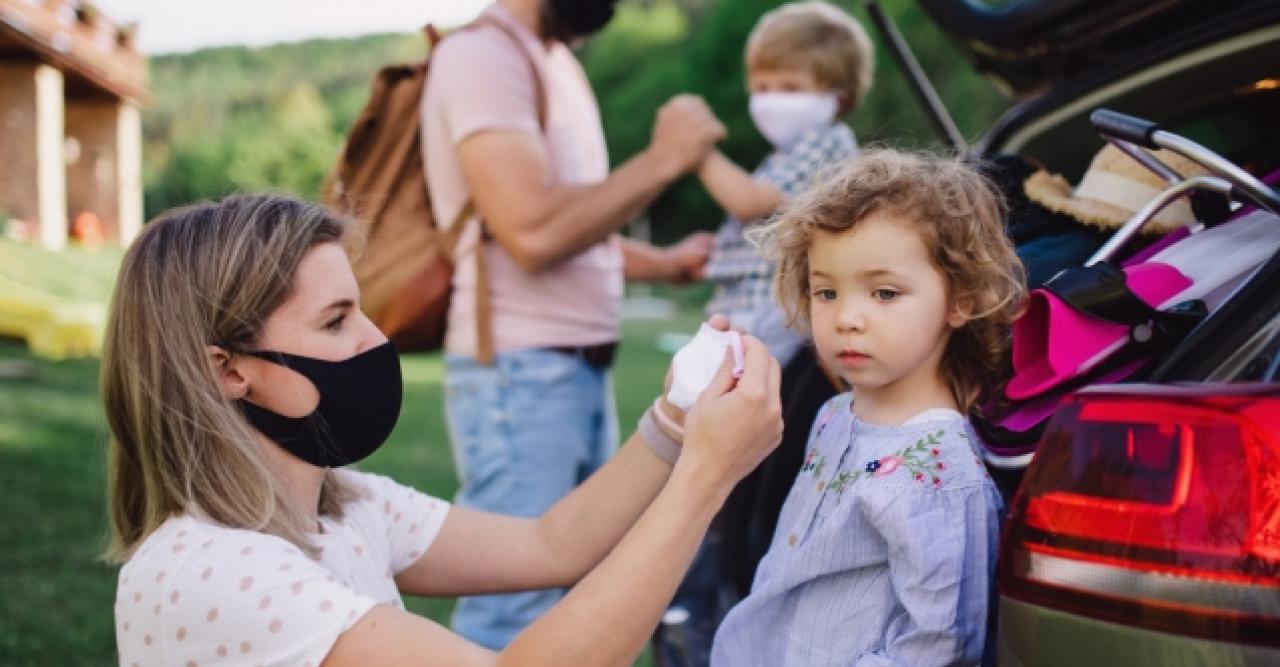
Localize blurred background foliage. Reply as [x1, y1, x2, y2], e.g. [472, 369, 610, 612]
[0, 3, 1015, 661]
[142, 0, 1009, 242]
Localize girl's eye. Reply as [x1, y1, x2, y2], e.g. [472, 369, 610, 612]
[812, 288, 837, 302]
[324, 314, 346, 331]
[872, 288, 900, 302]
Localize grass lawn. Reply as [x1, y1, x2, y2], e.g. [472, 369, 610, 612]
[0, 293, 705, 665]
[0, 237, 123, 303]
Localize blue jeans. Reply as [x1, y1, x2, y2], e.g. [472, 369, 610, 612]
[444, 348, 619, 649]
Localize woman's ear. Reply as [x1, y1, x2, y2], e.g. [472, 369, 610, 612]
[205, 345, 249, 400]
[948, 296, 975, 329]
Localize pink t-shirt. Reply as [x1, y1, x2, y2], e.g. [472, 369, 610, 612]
[422, 4, 622, 357]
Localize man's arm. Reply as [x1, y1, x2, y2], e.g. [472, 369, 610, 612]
[457, 95, 724, 273]
[620, 233, 715, 283]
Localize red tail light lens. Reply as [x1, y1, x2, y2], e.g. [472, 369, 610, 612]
[1000, 384, 1280, 645]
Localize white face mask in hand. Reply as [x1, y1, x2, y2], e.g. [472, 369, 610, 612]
[667, 323, 746, 410]
[749, 91, 839, 148]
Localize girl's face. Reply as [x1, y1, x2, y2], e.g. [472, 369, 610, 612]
[807, 211, 964, 411]
[237, 242, 386, 418]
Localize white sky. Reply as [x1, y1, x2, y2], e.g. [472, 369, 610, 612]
[91, 0, 492, 54]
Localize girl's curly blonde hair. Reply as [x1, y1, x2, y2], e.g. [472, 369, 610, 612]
[749, 148, 1028, 411]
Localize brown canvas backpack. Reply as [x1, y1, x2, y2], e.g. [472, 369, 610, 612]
[322, 21, 544, 364]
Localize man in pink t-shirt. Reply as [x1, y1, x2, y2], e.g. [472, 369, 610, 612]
[422, 0, 724, 649]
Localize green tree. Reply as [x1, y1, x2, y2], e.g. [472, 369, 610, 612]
[143, 33, 423, 217]
[140, 1, 1009, 238]
[223, 83, 341, 197]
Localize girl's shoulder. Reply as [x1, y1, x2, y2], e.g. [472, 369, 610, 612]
[810, 392, 855, 439]
[850, 412, 992, 493]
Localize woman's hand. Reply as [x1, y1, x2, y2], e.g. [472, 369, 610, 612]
[655, 314, 733, 439]
[678, 333, 782, 492]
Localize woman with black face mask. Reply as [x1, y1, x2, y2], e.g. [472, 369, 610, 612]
[103, 194, 782, 667]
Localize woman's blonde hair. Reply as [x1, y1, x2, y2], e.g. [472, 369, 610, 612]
[102, 193, 359, 563]
[746, 1, 875, 113]
[751, 149, 1027, 411]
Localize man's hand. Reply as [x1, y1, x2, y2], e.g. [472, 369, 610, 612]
[456, 98, 723, 275]
[648, 95, 726, 179]
[663, 231, 715, 284]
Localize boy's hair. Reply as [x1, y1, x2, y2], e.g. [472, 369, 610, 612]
[102, 193, 360, 563]
[751, 149, 1027, 411]
[746, 1, 875, 113]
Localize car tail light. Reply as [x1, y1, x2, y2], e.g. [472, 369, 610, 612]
[1000, 383, 1280, 646]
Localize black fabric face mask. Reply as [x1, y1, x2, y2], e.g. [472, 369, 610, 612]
[236, 340, 402, 468]
[541, 0, 620, 42]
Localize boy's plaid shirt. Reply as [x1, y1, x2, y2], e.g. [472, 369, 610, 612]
[704, 123, 858, 318]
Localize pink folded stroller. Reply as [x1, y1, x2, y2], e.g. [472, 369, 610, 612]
[977, 109, 1280, 474]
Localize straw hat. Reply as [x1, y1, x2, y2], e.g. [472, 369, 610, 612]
[1023, 144, 1212, 234]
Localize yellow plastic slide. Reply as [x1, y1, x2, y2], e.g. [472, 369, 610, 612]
[0, 275, 104, 360]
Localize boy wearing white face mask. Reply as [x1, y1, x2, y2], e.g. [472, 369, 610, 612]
[698, 0, 874, 366]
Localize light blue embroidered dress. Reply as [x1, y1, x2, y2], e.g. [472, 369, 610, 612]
[711, 393, 1002, 666]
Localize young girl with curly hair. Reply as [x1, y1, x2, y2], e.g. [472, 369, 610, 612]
[711, 149, 1027, 666]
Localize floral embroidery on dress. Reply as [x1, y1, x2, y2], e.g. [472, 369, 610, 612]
[802, 397, 849, 483]
[898, 429, 948, 487]
[867, 455, 903, 477]
[827, 470, 857, 499]
[827, 429, 951, 500]
[801, 448, 827, 479]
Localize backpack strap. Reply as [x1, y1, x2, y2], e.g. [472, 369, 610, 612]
[446, 14, 549, 365]
[471, 16, 549, 129]
[440, 201, 474, 257]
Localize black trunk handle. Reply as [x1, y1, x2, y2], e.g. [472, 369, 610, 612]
[1090, 109, 1161, 149]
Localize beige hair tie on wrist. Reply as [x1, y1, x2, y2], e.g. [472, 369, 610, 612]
[638, 399, 682, 465]
[651, 397, 685, 439]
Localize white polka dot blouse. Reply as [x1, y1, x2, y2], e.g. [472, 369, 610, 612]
[114, 469, 449, 666]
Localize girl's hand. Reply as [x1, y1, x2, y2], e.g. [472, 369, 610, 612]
[679, 334, 782, 491]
